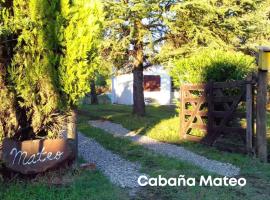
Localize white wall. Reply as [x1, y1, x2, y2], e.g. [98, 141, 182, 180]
[112, 74, 133, 105]
[111, 66, 172, 105]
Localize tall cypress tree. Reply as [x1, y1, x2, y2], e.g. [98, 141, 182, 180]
[8, 0, 63, 139]
[58, 0, 104, 153]
[0, 0, 103, 143]
[0, 0, 19, 142]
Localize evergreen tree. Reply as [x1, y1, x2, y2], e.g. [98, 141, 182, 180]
[0, 0, 19, 142]
[0, 0, 103, 144]
[102, 0, 269, 114]
[102, 0, 173, 116]
[58, 0, 104, 152]
[8, 0, 63, 139]
[59, 0, 104, 107]
[158, 0, 270, 61]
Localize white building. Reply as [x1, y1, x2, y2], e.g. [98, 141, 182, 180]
[111, 66, 178, 105]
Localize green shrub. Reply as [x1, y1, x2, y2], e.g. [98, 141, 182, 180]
[170, 49, 256, 86]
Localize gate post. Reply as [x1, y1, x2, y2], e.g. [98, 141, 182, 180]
[246, 75, 254, 154]
[179, 85, 185, 139]
[256, 47, 270, 162]
[67, 109, 78, 162]
[205, 81, 214, 144]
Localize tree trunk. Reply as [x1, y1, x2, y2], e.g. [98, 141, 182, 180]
[67, 109, 78, 161]
[132, 22, 145, 116]
[90, 80, 98, 104]
[0, 34, 20, 140]
[133, 64, 145, 116]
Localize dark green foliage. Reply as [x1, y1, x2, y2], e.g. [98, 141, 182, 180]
[0, 2, 18, 141]
[0, 63, 18, 141]
[0, 0, 103, 142]
[8, 0, 63, 138]
[170, 49, 256, 86]
[159, 0, 270, 61]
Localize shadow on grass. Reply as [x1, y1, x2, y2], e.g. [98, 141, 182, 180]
[77, 105, 270, 195]
[78, 115, 270, 200]
[78, 104, 270, 151]
[78, 104, 270, 166]
[78, 104, 178, 137]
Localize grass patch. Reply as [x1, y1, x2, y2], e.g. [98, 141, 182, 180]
[78, 104, 270, 198]
[79, 104, 177, 135]
[78, 115, 270, 199]
[78, 104, 270, 162]
[0, 162, 128, 200]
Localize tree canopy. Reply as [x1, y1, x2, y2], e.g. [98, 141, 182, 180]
[158, 0, 270, 62]
[101, 0, 270, 115]
[102, 0, 175, 115]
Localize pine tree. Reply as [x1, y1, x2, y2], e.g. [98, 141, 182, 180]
[158, 0, 270, 61]
[102, 0, 174, 116]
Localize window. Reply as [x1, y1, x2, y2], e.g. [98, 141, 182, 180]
[144, 75, 161, 91]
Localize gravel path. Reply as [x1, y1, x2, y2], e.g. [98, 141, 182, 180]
[89, 120, 240, 177]
[78, 132, 146, 188]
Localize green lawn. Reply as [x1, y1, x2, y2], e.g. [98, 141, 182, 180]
[78, 104, 270, 162]
[78, 104, 180, 143]
[78, 114, 270, 200]
[78, 104, 270, 199]
[1, 104, 270, 200]
[0, 162, 128, 200]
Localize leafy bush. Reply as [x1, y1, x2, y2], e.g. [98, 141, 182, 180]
[170, 49, 256, 86]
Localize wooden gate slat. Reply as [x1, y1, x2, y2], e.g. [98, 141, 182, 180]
[202, 88, 245, 145]
[184, 110, 208, 116]
[212, 96, 245, 103]
[183, 97, 207, 102]
[179, 78, 255, 154]
[190, 124, 207, 130]
[212, 127, 246, 134]
[182, 101, 204, 135]
[212, 111, 245, 118]
[181, 84, 207, 90]
[213, 80, 250, 88]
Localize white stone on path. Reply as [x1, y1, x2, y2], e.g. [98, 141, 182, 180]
[88, 120, 240, 177]
[78, 132, 146, 188]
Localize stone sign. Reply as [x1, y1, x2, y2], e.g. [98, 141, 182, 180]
[2, 138, 74, 174]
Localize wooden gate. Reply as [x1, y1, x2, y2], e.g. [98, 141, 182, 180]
[179, 78, 255, 153]
[179, 84, 208, 141]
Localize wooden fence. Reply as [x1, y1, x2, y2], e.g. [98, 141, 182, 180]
[179, 78, 255, 153]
